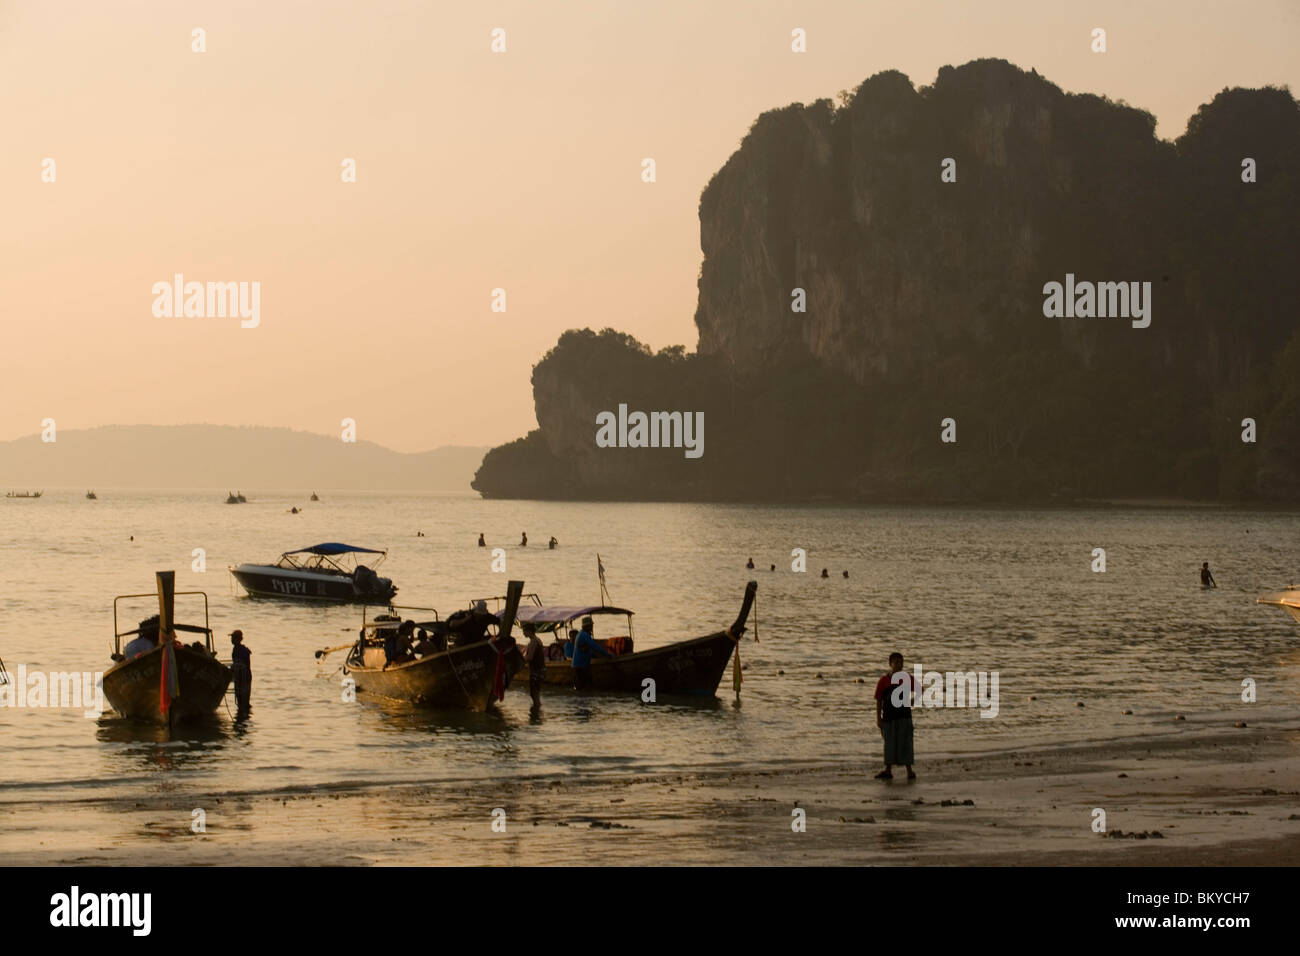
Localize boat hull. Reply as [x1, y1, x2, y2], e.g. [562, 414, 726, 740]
[103, 644, 232, 725]
[344, 640, 524, 710]
[1257, 588, 1300, 624]
[231, 565, 396, 604]
[523, 630, 738, 696]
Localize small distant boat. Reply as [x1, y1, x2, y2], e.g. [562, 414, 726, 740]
[230, 542, 397, 603]
[1257, 586, 1300, 624]
[486, 580, 758, 697]
[310, 491, 320, 501]
[86, 490, 97, 500]
[225, 491, 247, 504]
[102, 571, 232, 725]
[6, 490, 42, 498]
[323, 581, 525, 710]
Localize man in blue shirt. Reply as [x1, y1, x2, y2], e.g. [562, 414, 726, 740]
[570, 616, 611, 690]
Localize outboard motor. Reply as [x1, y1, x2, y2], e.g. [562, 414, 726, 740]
[354, 564, 378, 593]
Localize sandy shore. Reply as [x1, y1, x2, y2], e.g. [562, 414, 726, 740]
[5, 721, 1298, 865]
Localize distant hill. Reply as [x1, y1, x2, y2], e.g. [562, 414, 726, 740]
[0, 425, 488, 492]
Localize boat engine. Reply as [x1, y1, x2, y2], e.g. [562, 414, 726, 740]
[353, 564, 394, 597]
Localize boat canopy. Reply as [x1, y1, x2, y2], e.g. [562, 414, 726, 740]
[510, 604, 634, 625]
[287, 543, 386, 556]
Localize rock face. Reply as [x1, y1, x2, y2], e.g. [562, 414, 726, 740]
[474, 60, 1300, 502]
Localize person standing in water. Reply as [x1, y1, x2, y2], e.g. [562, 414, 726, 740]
[1201, 562, 1217, 589]
[478, 533, 486, 547]
[230, 629, 252, 716]
[522, 622, 545, 706]
[520, 532, 528, 547]
[548, 536, 558, 550]
[570, 616, 611, 690]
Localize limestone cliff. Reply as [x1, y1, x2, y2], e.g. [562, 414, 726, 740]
[475, 60, 1300, 502]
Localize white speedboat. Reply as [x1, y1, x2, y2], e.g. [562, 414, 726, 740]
[230, 543, 397, 603]
[1257, 586, 1300, 624]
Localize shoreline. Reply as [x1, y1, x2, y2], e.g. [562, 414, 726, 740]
[5, 722, 1296, 866]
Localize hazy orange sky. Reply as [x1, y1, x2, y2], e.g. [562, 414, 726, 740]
[3, 0, 1297, 451]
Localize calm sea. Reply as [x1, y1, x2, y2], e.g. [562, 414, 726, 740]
[1, 491, 1297, 810]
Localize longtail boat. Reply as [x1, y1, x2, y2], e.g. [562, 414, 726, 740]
[486, 580, 758, 697]
[102, 571, 232, 725]
[321, 580, 525, 710]
[6, 490, 42, 498]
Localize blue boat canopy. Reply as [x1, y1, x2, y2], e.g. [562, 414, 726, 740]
[287, 543, 387, 556]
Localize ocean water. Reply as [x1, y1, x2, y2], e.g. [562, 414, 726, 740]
[1, 491, 1297, 812]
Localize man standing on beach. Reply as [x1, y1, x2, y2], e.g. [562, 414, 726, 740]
[874, 652, 916, 780]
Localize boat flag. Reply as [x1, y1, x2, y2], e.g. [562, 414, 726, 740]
[492, 642, 506, 702]
[160, 638, 180, 716]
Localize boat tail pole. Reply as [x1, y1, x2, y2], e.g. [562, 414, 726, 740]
[728, 582, 758, 702]
[156, 571, 180, 719]
[490, 580, 525, 703]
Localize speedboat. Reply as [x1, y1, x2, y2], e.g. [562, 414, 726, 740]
[1257, 586, 1300, 624]
[230, 542, 397, 603]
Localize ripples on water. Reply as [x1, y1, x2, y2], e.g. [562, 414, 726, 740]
[1, 491, 1297, 806]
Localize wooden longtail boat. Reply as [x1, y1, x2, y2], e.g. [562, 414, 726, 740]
[328, 581, 526, 710]
[492, 581, 758, 697]
[102, 571, 232, 725]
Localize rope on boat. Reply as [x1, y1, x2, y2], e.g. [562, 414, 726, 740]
[446, 645, 475, 707]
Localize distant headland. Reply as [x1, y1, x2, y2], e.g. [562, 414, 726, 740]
[473, 59, 1300, 503]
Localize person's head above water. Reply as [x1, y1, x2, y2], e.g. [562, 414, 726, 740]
[888, 651, 904, 672]
[1202, 562, 1210, 569]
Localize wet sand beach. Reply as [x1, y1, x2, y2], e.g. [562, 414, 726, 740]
[6, 720, 1296, 866]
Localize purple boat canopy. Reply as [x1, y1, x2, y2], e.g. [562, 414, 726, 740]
[287, 543, 387, 556]
[507, 604, 634, 625]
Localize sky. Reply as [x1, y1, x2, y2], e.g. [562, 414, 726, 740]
[2, 0, 1297, 452]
